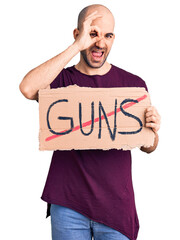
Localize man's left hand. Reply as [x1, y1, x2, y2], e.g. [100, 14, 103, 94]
[145, 106, 161, 133]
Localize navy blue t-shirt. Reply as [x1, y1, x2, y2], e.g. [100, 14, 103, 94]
[41, 64, 148, 240]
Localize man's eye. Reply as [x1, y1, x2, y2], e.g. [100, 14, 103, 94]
[90, 32, 97, 37]
[106, 34, 113, 39]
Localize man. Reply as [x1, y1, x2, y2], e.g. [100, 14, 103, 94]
[19, 4, 160, 240]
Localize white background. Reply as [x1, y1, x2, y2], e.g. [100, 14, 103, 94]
[1, 0, 180, 239]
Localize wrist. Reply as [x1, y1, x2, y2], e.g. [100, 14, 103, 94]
[71, 41, 81, 53]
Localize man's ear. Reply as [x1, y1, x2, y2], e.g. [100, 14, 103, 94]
[73, 28, 79, 40]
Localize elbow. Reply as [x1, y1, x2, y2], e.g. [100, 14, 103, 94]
[19, 80, 37, 100]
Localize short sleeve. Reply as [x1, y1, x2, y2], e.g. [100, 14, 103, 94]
[36, 69, 65, 102]
[50, 69, 65, 89]
[136, 77, 149, 92]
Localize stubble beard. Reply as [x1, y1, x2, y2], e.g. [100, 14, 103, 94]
[80, 49, 109, 69]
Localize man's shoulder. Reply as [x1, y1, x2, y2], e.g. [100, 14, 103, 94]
[112, 64, 143, 80]
[112, 64, 148, 90]
[63, 65, 76, 73]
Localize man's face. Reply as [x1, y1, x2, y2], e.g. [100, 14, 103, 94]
[80, 13, 115, 69]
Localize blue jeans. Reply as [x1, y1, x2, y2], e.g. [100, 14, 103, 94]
[50, 204, 130, 240]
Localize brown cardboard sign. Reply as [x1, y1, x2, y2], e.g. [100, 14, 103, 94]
[39, 85, 155, 151]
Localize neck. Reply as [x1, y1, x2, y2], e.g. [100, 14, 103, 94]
[75, 58, 111, 76]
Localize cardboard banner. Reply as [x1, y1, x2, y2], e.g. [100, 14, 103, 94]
[39, 85, 155, 151]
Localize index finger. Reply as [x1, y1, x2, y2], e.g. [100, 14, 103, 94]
[85, 11, 98, 19]
[146, 106, 157, 113]
[86, 10, 97, 18]
[85, 12, 103, 22]
[146, 106, 153, 112]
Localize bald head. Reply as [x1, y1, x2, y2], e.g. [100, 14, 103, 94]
[77, 4, 115, 30]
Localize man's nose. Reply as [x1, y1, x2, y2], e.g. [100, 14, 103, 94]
[95, 37, 106, 49]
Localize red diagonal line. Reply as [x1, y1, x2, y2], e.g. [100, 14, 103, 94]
[45, 94, 147, 141]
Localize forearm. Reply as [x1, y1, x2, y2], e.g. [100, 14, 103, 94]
[19, 42, 80, 100]
[140, 132, 159, 154]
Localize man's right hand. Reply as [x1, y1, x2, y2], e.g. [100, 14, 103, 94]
[19, 11, 103, 100]
[74, 11, 103, 51]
